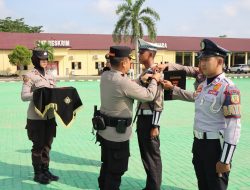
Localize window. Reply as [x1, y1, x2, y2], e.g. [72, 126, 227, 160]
[194, 52, 199, 67]
[17, 65, 28, 70]
[184, 52, 192, 66]
[95, 62, 103, 69]
[71, 62, 81, 70]
[175, 52, 182, 64]
[234, 53, 245, 65]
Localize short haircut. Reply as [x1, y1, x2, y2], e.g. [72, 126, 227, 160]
[110, 57, 124, 67]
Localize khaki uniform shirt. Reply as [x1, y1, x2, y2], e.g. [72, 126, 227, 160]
[98, 69, 158, 142]
[168, 63, 198, 78]
[168, 63, 202, 101]
[21, 68, 56, 120]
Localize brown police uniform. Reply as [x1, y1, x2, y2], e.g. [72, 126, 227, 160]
[97, 46, 158, 190]
[21, 50, 58, 184]
[136, 39, 201, 190]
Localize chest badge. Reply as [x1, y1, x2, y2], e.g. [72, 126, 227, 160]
[213, 83, 222, 91]
[64, 96, 72, 104]
[194, 85, 203, 97]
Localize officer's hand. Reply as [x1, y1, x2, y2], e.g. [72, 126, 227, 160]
[150, 127, 159, 139]
[154, 64, 168, 72]
[216, 161, 230, 176]
[161, 80, 174, 90]
[140, 73, 153, 83]
[152, 72, 161, 82]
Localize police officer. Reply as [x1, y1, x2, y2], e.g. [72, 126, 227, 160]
[97, 46, 161, 190]
[136, 39, 203, 190]
[21, 50, 59, 184]
[102, 54, 111, 73]
[136, 39, 164, 190]
[162, 39, 241, 190]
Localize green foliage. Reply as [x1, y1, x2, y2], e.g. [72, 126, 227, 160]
[0, 17, 43, 33]
[113, 0, 160, 44]
[8, 45, 32, 66]
[35, 41, 54, 61]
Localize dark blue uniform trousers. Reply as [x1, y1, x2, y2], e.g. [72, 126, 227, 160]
[97, 135, 130, 190]
[137, 115, 162, 190]
[192, 137, 229, 190]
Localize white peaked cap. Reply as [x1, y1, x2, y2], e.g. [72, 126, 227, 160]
[138, 38, 166, 51]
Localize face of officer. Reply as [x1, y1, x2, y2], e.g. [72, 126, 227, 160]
[199, 56, 223, 78]
[139, 50, 155, 68]
[122, 57, 132, 74]
[40, 59, 48, 69]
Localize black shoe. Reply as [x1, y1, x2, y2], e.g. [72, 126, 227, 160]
[34, 173, 51, 184]
[44, 170, 59, 181]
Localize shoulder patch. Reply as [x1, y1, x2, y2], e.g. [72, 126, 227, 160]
[22, 75, 30, 83]
[223, 85, 241, 118]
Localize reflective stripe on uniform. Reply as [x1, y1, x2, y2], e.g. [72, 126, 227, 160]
[220, 142, 236, 164]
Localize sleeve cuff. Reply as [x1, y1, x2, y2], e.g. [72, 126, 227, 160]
[152, 111, 162, 126]
[220, 142, 236, 164]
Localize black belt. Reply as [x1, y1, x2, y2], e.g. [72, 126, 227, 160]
[101, 114, 132, 127]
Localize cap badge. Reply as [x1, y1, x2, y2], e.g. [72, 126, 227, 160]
[201, 41, 205, 50]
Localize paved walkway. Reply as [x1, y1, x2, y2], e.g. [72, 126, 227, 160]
[0, 79, 249, 189]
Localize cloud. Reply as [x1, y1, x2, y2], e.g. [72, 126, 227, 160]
[224, 5, 237, 17]
[223, 0, 250, 17]
[90, 0, 120, 16]
[0, 0, 12, 17]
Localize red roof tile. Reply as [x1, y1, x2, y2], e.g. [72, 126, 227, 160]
[1, 32, 250, 52]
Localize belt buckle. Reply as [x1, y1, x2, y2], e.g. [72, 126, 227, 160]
[194, 131, 203, 139]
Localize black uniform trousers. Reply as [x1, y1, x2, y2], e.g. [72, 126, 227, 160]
[192, 137, 229, 190]
[26, 118, 57, 168]
[137, 115, 162, 190]
[97, 135, 130, 190]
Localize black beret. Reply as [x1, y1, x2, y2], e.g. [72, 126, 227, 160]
[32, 50, 48, 60]
[198, 39, 230, 59]
[106, 46, 135, 60]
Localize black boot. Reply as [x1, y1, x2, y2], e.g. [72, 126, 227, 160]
[42, 164, 59, 181]
[33, 165, 50, 184]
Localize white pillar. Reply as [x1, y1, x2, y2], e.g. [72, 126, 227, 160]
[228, 54, 231, 68]
[192, 52, 195, 67]
[245, 52, 248, 65]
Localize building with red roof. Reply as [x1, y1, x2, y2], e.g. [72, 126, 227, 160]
[1, 32, 250, 76]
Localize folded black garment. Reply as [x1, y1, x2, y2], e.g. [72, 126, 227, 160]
[164, 70, 186, 100]
[33, 87, 83, 127]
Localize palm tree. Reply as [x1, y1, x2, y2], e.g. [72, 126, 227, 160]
[113, 0, 160, 74]
[35, 41, 54, 61]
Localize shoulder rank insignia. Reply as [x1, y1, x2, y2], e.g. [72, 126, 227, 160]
[22, 75, 30, 84]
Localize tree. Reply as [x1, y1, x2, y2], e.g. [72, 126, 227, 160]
[219, 35, 227, 38]
[35, 41, 54, 61]
[8, 45, 32, 69]
[0, 17, 43, 33]
[112, 0, 160, 74]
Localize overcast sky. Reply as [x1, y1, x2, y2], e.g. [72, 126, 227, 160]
[1, 0, 250, 38]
